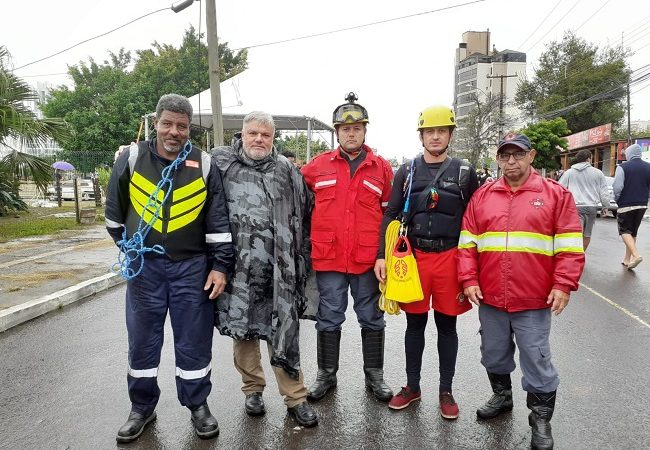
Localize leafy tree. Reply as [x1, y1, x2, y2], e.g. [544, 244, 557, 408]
[42, 27, 248, 171]
[518, 118, 570, 171]
[0, 46, 71, 214]
[452, 92, 505, 166]
[276, 133, 329, 163]
[516, 31, 629, 133]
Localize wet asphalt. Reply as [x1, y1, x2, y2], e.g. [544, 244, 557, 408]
[1, 217, 649, 450]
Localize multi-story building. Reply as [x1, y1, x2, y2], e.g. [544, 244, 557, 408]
[453, 31, 527, 130]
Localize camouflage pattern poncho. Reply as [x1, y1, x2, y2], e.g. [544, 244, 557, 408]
[211, 140, 314, 378]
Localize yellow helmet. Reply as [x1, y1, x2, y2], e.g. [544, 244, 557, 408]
[417, 105, 456, 130]
[333, 92, 369, 126]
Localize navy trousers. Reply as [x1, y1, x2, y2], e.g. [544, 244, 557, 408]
[315, 270, 385, 332]
[125, 254, 214, 415]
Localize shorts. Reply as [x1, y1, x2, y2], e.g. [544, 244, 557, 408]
[617, 208, 647, 237]
[400, 247, 472, 316]
[577, 206, 598, 238]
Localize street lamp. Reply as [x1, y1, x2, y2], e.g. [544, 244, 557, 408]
[171, 0, 194, 13]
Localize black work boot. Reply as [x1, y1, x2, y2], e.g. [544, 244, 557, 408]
[476, 372, 514, 419]
[527, 391, 556, 450]
[116, 410, 156, 443]
[190, 403, 220, 439]
[307, 330, 341, 401]
[245, 392, 265, 416]
[287, 401, 319, 427]
[361, 328, 393, 402]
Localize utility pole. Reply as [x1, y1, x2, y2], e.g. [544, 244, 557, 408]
[487, 74, 517, 139]
[627, 83, 632, 143]
[205, 0, 224, 146]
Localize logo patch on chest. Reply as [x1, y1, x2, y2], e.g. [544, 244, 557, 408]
[185, 160, 199, 168]
[529, 198, 545, 208]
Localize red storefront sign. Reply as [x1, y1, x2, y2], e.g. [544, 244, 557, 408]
[566, 123, 612, 150]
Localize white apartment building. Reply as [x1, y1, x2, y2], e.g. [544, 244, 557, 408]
[453, 31, 527, 130]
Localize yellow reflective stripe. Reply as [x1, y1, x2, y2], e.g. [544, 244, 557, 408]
[168, 202, 204, 232]
[473, 230, 555, 255]
[129, 197, 163, 232]
[172, 177, 206, 202]
[170, 190, 206, 218]
[130, 185, 163, 214]
[131, 172, 164, 203]
[458, 230, 477, 248]
[554, 232, 584, 254]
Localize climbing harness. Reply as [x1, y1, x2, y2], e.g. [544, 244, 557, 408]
[113, 141, 193, 280]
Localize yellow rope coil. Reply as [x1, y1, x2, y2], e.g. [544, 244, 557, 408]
[378, 220, 401, 315]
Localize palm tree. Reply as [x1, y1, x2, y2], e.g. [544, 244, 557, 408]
[0, 46, 71, 214]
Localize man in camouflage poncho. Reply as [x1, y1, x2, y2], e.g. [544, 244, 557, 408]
[211, 111, 318, 427]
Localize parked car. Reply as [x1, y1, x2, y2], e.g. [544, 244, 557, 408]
[604, 176, 618, 217]
[47, 179, 101, 201]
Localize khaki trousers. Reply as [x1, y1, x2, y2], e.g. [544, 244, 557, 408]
[232, 339, 308, 407]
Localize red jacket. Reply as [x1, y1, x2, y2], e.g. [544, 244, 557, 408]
[457, 170, 585, 312]
[302, 145, 394, 274]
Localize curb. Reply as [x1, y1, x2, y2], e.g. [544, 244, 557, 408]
[0, 272, 125, 333]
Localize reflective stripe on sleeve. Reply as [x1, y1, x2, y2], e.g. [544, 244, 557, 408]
[458, 230, 477, 248]
[554, 232, 584, 254]
[176, 363, 211, 380]
[105, 218, 122, 229]
[128, 366, 158, 378]
[206, 233, 232, 243]
[381, 201, 389, 207]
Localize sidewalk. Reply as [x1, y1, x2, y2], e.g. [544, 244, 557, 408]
[0, 225, 124, 332]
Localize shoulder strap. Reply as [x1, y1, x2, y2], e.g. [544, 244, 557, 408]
[404, 156, 453, 224]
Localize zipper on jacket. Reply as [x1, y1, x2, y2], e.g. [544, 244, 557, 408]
[504, 191, 514, 310]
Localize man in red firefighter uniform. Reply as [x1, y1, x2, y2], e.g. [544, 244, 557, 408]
[105, 94, 234, 443]
[458, 133, 585, 450]
[301, 93, 394, 402]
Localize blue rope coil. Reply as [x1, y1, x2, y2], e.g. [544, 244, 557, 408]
[113, 141, 193, 280]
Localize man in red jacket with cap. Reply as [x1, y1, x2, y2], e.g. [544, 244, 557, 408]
[458, 133, 585, 450]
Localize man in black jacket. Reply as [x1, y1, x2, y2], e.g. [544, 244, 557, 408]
[105, 94, 234, 443]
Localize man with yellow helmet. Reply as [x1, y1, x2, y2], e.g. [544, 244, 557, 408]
[375, 105, 478, 418]
[301, 92, 394, 403]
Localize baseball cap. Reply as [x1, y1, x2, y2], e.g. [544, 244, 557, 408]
[497, 133, 532, 152]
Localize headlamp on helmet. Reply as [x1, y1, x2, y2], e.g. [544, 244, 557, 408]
[333, 92, 369, 126]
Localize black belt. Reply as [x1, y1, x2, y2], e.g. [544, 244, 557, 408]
[413, 237, 458, 253]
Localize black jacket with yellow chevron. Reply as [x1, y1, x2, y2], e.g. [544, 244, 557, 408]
[105, 139, 234, 274]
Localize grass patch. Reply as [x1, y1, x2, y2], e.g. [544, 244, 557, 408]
[0, 206, 103, 242]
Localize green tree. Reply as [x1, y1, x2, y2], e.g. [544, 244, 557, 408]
[0, 46, 71, 214]
[516, 31, 629, 133]
[42, 27, 248, 171]
[277, 133, 329, 163]
[519, 118, 570, 171]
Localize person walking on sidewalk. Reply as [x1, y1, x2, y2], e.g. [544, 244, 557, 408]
[458, 133, 585, 450]
[558, 149, 610, 250]
[613, 143, 650, 269]
[375, 105, 478, 419]
[301, 92, 394, 402]
[211, 111, 318, 427]
[105, 94, 234, 443]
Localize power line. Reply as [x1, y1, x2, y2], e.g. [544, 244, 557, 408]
[574, 0, 612, 32]
[525, 0, 582, 53]
[231, 0, 486, 52]
[14, 7, 169, 71]
[517, 0, 563, 49]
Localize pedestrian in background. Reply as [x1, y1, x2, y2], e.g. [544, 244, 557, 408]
[211, 111, 318, 427]
[458, 133, 585, 450]
[301, 92, 394, 403]
[375, 105, 478, 419]
[613, 143, 650, 269]
[106, 94, 234, 443]
[559, 149, 610, 250]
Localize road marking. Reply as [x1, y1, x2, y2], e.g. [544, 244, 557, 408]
[0, 240, 112, 270]
[579, 282, 650, 330]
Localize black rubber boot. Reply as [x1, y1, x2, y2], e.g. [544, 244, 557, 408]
[527, 391, 556, 450]
[361, 328, 393, 402]
[116, 410, 156, 443]
[476, 372, 514, 420]
[307, 330, 341, 401]
[190, 403, 219, 439]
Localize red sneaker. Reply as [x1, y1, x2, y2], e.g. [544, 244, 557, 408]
[388, 386, 421, 410]
[439, 391, 459, 419]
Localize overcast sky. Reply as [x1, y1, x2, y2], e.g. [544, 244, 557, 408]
[3, 0, 649, 159]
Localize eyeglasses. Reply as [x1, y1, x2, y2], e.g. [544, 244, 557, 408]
[496, 150, 529, 161]
[427, 187, 439, 210]
[333, 104, 368, 124]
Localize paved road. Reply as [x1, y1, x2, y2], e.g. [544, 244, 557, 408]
[1, 217, 649, 449]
